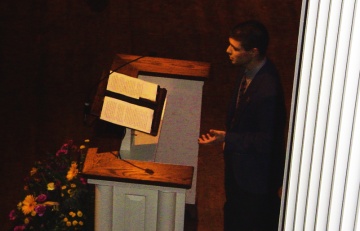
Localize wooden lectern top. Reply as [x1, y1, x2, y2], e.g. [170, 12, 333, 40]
[91, 54, 210, 118]
[111, 54, 210, 80]
[81, 148, 194, 189]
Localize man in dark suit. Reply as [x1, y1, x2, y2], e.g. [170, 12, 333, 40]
[199, 20, 286, 231]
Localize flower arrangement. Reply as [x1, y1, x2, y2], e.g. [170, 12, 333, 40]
[8, 139, 94, 231]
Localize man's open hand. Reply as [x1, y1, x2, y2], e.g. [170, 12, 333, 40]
[198, 129, 226, 145]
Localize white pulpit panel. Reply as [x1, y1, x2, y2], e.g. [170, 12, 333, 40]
[113, 185, 158, 231]
[124, 195, 146, 230]
[121, 74, 203, 204]
[140, 75, 203, 204]
[88, 178, 187, 231]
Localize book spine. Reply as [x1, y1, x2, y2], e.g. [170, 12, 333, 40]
[105, 91, 157, 110]
[150, 88, 167, 136]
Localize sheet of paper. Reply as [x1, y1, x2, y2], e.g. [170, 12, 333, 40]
[100, 96, 154, 133]
[130, 96, 167, 146]
[107, 72, 158, 102]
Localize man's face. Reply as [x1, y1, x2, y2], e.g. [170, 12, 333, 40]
[226, 38, 254, 67]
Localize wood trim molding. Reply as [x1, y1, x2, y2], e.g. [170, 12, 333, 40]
[81, 148, 194, 189]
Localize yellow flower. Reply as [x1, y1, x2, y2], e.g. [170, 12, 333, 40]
[22, 195, 37, 215]
[47, 182, 55, 191]
[43, 201, 59, 206]
[79, 221, 84, 226]
[24, 217, 30, 224]
[80, 145, 86, 150]
[17, 202, 22, 210]
[63, 217, 68, 222]
[77, 210, 83, 217]
[62, 185, 67, 190]
[71, 183, 76, 188]
[67, 189, 73, 197]
[31, 210, 36, 216]
[69, 211, 76, 217]
[66, 221, 71, 227]
[30, 167, 37, 176]
[72, 220, 78, 226]
[66, 162, 79, 181]
[84, 139, 90, 143]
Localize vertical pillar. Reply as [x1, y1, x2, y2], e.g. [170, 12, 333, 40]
[94, 185, 113, 231]
[157, 191, 176, 231]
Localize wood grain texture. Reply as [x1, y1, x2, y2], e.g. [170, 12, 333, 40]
[113, 54, 211, 79]
[82, 148, 194, 189]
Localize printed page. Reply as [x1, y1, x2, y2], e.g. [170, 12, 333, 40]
[107, 72, 158, 102]
[133, 98, 167, 145]
[100, 96, 154, 133]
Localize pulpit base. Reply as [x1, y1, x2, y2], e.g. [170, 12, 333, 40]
[88, 179, 187, 231]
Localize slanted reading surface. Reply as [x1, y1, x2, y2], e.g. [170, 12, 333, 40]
[107, 72, 158, 102]
[99, 72, 166, 136]
[101, 96, 154, 133]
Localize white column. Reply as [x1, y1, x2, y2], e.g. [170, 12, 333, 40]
[157, 191, 176, 231]
[94, 185, 113, 231]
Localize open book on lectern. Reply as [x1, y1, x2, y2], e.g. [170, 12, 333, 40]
[99, 72, 167, 136]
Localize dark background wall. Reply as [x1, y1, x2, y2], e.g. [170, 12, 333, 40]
[0, 0, 302, 229]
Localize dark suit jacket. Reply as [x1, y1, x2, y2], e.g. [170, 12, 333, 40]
[224, 59, 286, 194]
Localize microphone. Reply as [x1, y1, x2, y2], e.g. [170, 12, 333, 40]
[83, 102, 91, 124]
[110, 151, 154, 175]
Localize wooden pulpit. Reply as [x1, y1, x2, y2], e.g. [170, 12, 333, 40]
[82, 148, 194, 230]
[85, 54, 210, 230]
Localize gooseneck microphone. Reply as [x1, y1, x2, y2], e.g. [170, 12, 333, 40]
[110, 151, 154, 175]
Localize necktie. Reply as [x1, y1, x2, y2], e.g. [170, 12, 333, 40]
[236, 76, 247, 108]
[231, 76, 247, 127]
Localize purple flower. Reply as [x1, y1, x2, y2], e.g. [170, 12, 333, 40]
[56, 149, 68, 156]
[14, 225, 26, 231]
[52, 180, 60, 188]
[36, 194, 47, 203]
[67, 139, 74, 145]
[80, 177, 87, 185]
[35, 204, 47, 216]
[9, 210, 17, 220]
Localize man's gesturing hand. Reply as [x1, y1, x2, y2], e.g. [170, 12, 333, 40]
[198, 129, 226, 145]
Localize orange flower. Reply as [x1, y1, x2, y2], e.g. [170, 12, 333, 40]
[30, 167, 37, 176]
[66, 162, 79, 181]
[21, 195, 37, 215]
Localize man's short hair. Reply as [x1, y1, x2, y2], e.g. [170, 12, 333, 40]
[230, 20, 269, 56]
